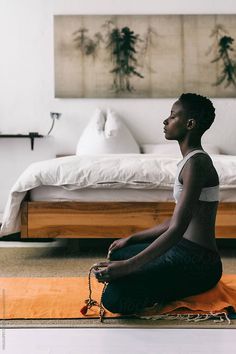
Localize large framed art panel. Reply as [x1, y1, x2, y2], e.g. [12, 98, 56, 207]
[54, 15, 236, 98]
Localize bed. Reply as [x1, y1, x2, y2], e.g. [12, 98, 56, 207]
[0, 152, 234, 239]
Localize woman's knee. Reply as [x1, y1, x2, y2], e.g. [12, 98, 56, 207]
[101, 284, 156, 315]
[101, 283, 136, 314]
[109, 248, 126, 261]
[101, 287, 124, 313]
[102, 291, 138, 314]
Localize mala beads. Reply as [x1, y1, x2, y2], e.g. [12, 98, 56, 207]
[80, 265, 108, 322]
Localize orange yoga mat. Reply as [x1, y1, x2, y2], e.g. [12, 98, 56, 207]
[0, 275, 236, 320]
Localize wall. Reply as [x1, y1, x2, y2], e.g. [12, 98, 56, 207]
[0, 0, 236, 214]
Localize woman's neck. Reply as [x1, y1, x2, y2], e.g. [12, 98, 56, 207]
[178, 139, 203, 158]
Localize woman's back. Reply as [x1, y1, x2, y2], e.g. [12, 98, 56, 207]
[176, 151, 220, 252]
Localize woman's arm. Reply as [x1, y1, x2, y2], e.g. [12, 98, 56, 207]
[127, 218, 171, 244]
[107, 218, 171, 259]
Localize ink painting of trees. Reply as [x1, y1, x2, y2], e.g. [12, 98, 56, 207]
[108, 26, 144, 92]
[206, 24, 236, 90]
[54, 15, 236, 98]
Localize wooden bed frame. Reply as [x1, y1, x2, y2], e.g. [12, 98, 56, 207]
[21, 201, 236, 239]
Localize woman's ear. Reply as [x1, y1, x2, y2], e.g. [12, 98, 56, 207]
[186, 119, 197, 130]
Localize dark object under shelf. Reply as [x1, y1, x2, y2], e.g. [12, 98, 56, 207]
[0, 133, 44, 150]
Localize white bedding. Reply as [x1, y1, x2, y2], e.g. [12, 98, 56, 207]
[1, 153, 236, 237]
[30, 186, 174, 202]
[30, 186, 236, 203]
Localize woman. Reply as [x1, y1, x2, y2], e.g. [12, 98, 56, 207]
[93, 93, 223, 315]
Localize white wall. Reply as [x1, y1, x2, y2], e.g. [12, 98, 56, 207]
[0, 0, 236, 213]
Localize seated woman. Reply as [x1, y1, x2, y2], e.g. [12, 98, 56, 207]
[93, 93, 223, 315]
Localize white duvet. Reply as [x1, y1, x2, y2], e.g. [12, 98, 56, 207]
[1, 153, 236, 237]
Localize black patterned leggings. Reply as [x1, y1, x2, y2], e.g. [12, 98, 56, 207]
[101, 238, 223, 315]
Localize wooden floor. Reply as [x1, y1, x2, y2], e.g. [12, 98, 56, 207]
[4, 328, 236, 353]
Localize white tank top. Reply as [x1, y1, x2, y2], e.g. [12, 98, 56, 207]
[173, 149, 219, 204]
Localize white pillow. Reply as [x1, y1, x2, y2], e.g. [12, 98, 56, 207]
[202, 144, 221, 155]
[76, 108, 140, 154]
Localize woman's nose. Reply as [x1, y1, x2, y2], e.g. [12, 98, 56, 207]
[163, 118, 168, 125]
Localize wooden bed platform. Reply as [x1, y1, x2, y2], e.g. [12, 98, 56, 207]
[21, 201, 236, 239]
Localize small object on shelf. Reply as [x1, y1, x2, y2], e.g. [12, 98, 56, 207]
[0, 133, 43, 150]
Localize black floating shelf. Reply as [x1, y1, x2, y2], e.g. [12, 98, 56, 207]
[0, 134, 44, 150]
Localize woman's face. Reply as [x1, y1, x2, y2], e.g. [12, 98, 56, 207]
[163, 100, 188, 141]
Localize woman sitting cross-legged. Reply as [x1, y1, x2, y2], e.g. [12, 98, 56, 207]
[93, 93, 222, 315]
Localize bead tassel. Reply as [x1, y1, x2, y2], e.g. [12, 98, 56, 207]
[80, 265, 108, 322]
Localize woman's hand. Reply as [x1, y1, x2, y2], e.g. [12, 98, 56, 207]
[92, 260, 133, 283]
[107, 237, 131, 259]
